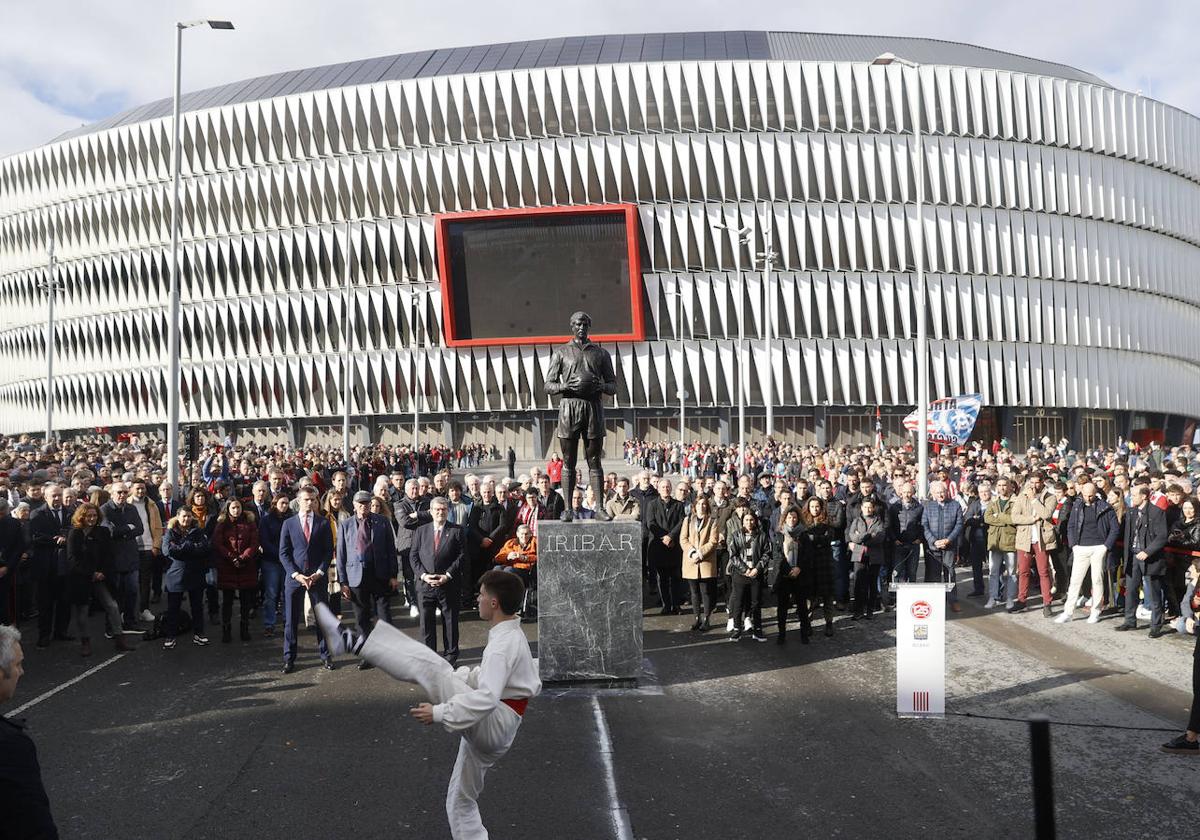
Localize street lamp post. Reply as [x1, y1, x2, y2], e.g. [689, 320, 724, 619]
[760, 206, 777, 439]
[42, 233, 59, 444]
[873, 52, 929, 496]
[166, 18, 234, 488]
[712, 222, 751, 476]
[342, 219, 357, 466]
[663, 282, 687, 449]
[408, 280, 440, 451]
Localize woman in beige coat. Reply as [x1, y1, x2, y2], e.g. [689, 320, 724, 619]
[680, 495, 721, 632]
[1009, 480, 1058, 616]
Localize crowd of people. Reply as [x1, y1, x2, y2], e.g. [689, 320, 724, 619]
[2, 428, 1200, 760]
[1, 431, 1198, 660]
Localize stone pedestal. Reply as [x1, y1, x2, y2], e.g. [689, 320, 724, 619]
[536, 520, 643, 685]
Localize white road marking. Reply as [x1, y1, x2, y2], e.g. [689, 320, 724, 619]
[6, 653, 128, 717]
[591, 695, 635, 840]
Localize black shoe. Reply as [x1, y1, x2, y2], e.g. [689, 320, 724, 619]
[282, 661, 295, 674]
[824, 624, 834, 638]
[1149, 627, 1165, 639]
[776, 634, 786, 645]
[698, 618, 711, 632]
[322, 659, 336, 671]
[1043, 605, 1053, 618]
[1007, 602, 1027, 614]
[691, 617, 703, 632]
[1115, 622, 1137, 632]
[240, 623, 251, 642]
[729, 630, 742, 641]
[358, 660, 375, 670]
[1161, 734, 1200, 754]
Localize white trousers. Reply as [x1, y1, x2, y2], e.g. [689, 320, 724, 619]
[361, 620, 521, 840]
[1063, 544, 1108, 615]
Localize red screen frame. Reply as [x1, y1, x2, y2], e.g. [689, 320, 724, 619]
[435, 203, 645, 347]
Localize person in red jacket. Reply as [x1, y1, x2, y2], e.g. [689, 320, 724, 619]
[213, 499, 260, 643]
[546, 455, 564, 490]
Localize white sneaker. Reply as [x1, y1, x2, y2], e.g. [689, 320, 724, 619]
[1087, 610, 1102, 624]
[1083, 596, 1093, 608]
[1136, 605, 1152, 621]
[984, 598, 996, 609]
[726, 618, 735, 632]
[742, 616, 752, 632]
[1077, 596, 1089, 608]
[1054, 611, 1072, 624]
[436, 608, 442, 617]
[409, 604, 419, 619]
[140, 609, 155, 622]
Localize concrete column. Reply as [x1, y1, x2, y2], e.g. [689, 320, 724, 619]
[532, 415, 544, 460]
[814, 406, 828, 448]
[997, 406, 1016, 446]
[718, 409, 731, 445]
[285, 418, 299, 449]
[441, 417, 455, 449]
[365, 415, 379, 446]
[1067, 408, 1083, 451]
[623, 409, 635, 444]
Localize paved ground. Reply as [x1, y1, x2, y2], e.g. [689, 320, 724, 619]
[7, 573, 1198, 840]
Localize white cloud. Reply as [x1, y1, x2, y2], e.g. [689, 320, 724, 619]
[0, 0, 1197, 158]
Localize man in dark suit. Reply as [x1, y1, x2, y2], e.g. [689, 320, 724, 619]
[0, 499, 24, 626]
[1116, 485, 1170, 637]
[279, 487, 335, 672]
[28, 484, 72, 647]
[410, 496, 466, 665]
[0, 626, 60, 838]
[337, 491, 399, 670]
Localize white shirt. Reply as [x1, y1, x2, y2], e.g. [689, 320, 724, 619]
[132, 500, 153, 551]
[431, 618, 541, 731]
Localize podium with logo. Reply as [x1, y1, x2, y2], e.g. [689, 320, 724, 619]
[894, 583, 948, 717]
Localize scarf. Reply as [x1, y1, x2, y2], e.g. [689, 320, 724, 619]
[191, 503, 208, 528]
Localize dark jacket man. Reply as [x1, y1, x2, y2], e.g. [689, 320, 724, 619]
[1066, 496, 1119, 550]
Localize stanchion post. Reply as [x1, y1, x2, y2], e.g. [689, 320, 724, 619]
[1029, 715, 1056, 839]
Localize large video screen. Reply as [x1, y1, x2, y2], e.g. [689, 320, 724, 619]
[436, 205, 644, 346]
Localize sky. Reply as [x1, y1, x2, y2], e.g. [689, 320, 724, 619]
[1, 0, 1197, 158]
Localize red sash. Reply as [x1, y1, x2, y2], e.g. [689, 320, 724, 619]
[501, 698, 528, 717]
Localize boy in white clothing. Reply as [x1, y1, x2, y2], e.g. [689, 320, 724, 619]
[317, 569, 540, 840]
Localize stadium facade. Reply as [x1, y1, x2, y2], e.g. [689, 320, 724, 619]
[2, 31, 1199, 456]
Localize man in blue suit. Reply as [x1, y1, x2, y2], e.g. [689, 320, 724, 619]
[337, 491, 399, 670]
[279, 487, 335, 673]
[410, 496, 466, 665]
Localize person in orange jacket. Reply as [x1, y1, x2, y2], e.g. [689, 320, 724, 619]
[493, 524, 537, 573]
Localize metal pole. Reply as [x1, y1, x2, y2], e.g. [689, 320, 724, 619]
[913, 66, 929, 497]
[44, 233, 57, 444]
[1029, 716, 1057, 839]
[679, 280, 686, 449]
[166, 22, 184, 488]
[413, 287, 420, 451]
[762, 206, 774, 438]
[342, 219, 352, 466]
[737, 267, 746, 477]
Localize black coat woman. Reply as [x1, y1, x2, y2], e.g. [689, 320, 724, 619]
[66, 502, 130, 656]
[799, 496, 837, 637]
[161, 508, 213, 649]
[727, 510, 772, 641]
[770, 506, 809, 644]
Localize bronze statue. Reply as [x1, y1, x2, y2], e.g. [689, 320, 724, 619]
[544, 312, 618, 522]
